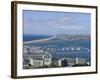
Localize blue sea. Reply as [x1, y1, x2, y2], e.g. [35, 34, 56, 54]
[23, 35, 91, 63]
[23, 35, 51, 41]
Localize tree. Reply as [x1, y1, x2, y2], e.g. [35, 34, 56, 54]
[61, 59, 68, 67]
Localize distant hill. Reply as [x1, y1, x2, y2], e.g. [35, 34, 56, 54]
[55, 34, 90, 41]
[24, 34, 90, 44]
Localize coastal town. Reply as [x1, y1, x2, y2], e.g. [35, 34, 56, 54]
[23, 45, 90, 69]
[22, 10, 91, 69]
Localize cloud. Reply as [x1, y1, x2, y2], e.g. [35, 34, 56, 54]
[23, 11, 90, 35]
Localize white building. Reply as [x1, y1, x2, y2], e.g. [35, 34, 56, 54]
[23, 46, 52, 68]
[30, 57, 44, 68]
[29, 51, 51, 67]
[30, 46, 42, 53]
[58, 57, 87, 67]
[76, 57, 86, 65]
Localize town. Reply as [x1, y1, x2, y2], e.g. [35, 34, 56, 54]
[23, 45, 90, 69]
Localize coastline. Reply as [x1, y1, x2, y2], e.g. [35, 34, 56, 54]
[23, 36, 56, 44]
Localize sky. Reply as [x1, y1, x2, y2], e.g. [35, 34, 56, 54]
[23, 10, 91, 35]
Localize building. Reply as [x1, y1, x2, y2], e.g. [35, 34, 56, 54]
[30, 46, 42, 53]
[29, 51, 52, 67]
[23, 45, 31, 54]
[75, 57, 86, 65]
[43, 51, 52, 66]
[30, 57, 44, 68]
[23, 46, 52, 68]
[58, 57, 87, 67]
[58, 58, 76, 67]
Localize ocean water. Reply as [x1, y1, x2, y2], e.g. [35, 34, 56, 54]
[23, 35, 91, 63]
[23, 35, 51, 41]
